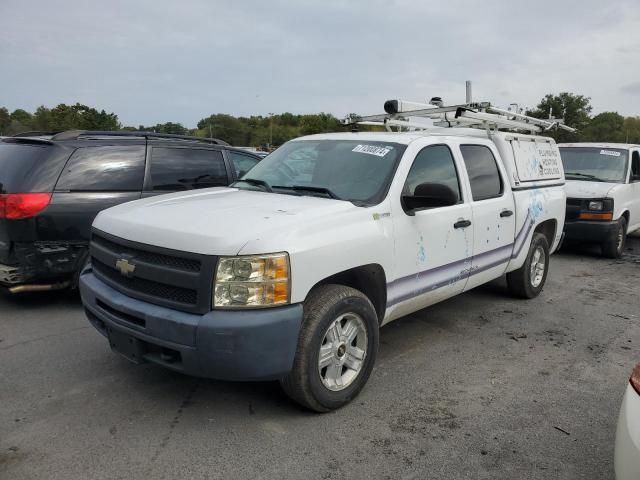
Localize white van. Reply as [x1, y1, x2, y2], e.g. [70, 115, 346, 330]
[558, 143, 640, 257]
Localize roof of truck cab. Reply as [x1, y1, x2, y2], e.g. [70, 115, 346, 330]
[296, 129, 491, 145]
[558, 142, 639, 149]
[299, 129, 554, 145]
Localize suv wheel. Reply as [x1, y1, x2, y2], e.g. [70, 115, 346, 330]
[601, 216, 627, 259]
[506, 232, 550, 299]
[280, 284, 379, 412]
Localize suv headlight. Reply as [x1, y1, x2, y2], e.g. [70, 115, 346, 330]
[213, 253, 290, 308]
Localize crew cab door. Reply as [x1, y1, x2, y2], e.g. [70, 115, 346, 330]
[458, 143, 516, 291]
[388, 144, 473, 318]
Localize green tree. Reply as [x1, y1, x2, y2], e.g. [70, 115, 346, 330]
[527, 93, 592, 142]
[0, 107, 10, 135]
[31, 106, 52, 132]
[47, 103, 119, 131]
[10, 109, 33, 128]
[583, 112, 626, 142]
[149, 122, 188, 135]
[623, 117, 640, 144]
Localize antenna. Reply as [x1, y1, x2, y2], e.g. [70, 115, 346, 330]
[342, 81, 576, 134]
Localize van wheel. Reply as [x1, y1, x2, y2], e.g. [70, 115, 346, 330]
[507, 233, 549, 299]
[601, 217, 627, 259]
[280, 284, 379, 412]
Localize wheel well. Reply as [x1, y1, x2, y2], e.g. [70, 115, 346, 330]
[310, 264, 387, 323]
[534, 219, 557, 247]
[622, 210, 630, 225]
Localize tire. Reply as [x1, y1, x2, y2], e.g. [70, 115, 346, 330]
[601, 217, 627, 259]
[506, 232, 550, 299]
[280, 284, 379, 412]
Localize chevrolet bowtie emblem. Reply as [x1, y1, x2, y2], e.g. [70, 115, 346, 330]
[115, 258, 136, 277]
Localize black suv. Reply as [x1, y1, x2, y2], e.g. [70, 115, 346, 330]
[0, 130, 261, 292]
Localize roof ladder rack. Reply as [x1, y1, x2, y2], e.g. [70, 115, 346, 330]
[342, 82, 576, 135]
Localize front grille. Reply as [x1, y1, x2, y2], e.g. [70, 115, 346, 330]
[90, 229, 217, 314]
[92, 234, 201, 272]
[565, 198, 582, 222]
[93, 258, 197, 305]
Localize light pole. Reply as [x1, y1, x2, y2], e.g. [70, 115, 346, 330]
[269, 112, 274, 148]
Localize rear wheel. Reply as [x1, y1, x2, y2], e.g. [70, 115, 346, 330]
[601, 217, 627, 259]
[507, 233, 550, 299]
[280, 284, 379, 412]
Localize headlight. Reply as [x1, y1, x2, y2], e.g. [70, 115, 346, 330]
[213, 253, 290, 308]
[588, 200, 604, 211]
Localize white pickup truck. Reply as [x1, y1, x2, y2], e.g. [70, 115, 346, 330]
[558, 143, 640, 257]
[80, 127, 566, 411]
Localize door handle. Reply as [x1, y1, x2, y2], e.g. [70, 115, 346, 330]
[500, 209, 514, 218]
[454, 219, 472, 229]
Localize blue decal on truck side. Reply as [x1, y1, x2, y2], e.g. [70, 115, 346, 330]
[387, 210, 534, 307]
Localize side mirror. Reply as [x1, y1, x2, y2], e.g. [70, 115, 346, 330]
[402, 183, 458, 214]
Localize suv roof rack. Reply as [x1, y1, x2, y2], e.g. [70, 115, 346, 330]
[342, 81, 576, 135]
[50, 130, 230, 146]
[11, 131, 59, 137]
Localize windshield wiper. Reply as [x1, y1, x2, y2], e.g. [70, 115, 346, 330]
[232, 178, 273, 192]
[272, 185, 342, 200]
[565, 172, 606, 182]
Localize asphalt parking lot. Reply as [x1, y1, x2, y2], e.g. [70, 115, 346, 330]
[1, 235, 639, 480]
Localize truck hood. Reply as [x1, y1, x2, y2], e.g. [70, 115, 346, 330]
[93, 187, 358, 255]
[565, 180, 619, 199]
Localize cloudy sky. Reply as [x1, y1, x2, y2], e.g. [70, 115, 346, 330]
[2, 0, 639, 127]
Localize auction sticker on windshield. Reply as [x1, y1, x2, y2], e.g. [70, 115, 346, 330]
[352, 145, 391, 157]
[600, 150, 621, 157]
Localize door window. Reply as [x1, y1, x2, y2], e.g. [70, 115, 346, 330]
[56, 146, 145, 191]
[403, 145, 461, 200]
[229, 151, 260, 178]
[150, 147, 227, 191]
[460, 145, 503, 201]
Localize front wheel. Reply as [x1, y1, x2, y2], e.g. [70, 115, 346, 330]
[280, 284, 379, 412]
[601, 216, 627, 259]
[506, 232, 550, 299]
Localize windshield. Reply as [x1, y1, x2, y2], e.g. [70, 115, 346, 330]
[233, 139, 406, 205]
[559, 147, 628, 183]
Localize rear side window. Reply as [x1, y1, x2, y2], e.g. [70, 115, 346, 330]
[0, 142, 64, 193]
[460, 145, 503, 201]
[403, 145, 461, 200]
[229, 151, 260, 178]
[56, 146, 145, 192]
[150, 147, 227, 191]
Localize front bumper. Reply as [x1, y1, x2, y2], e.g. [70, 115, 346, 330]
[79, 271, 304, 381]
[615, 383, 640, 480]
[563, 220, 617, 243]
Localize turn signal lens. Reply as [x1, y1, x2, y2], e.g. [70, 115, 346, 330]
[213, 253, 290, 308]
[630, 363, 640, 395]
[0, 193, 52, 220]
[578, 212, 613, 221]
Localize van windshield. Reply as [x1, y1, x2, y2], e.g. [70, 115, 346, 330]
[559, 147, 628, 183]
[233, 139, 406, 205]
